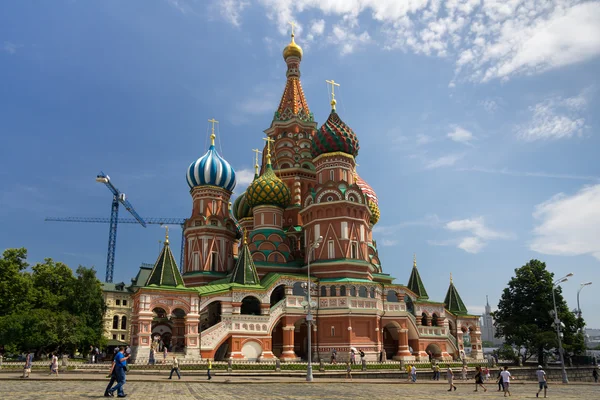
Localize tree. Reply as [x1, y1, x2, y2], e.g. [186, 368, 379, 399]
[0, 249, 107, 355]
[493, 260, 585, 364]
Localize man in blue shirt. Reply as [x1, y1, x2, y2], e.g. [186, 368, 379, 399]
[107, 346, 130, 398]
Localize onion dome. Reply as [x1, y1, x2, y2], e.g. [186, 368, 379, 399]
[355, 172, 379, 225]
[311, 109, 360, 158]
[186, 133, 236, 191]
[232, 192, 252, 220]
[246, 142, 291, 208]
[283, 32, 303, 60]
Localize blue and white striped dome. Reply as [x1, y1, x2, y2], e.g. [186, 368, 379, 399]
[186, 140, 236, 192]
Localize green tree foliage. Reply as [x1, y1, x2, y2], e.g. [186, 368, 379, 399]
[0, 248, 106, 355]
[493, 259, 585, 364]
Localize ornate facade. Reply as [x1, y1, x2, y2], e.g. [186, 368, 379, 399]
[125, 31, 483, 363]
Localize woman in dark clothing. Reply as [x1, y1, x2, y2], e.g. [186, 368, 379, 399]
[497, 370, 504, 391]
[474, 366, 487, 392]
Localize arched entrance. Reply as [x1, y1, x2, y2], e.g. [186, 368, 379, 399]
[382, 323, 400, 360]
[270, 285, 286, 307]
[151, 307, 172, 351]
[293, 319, 309, 360]
[201, 301, 222, 331]
[241, 296, 261, 315]
[426, 343, 442, 360]
[271, 320, 284, 358]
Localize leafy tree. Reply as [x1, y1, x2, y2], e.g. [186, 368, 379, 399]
[493, 259, 585, 364]
[0, 250, 106, 355]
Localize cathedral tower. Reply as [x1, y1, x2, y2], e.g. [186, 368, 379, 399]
[183, 121, 239, 286]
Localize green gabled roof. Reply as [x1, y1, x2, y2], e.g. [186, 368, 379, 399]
[145, 236, 185, 288]
[407, 255, 429, 300]
[229, 239, 260, 285]
[444, 276, 468, 315]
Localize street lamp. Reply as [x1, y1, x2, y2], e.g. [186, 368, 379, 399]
[552, 272, 573, 384]
[302, 235, 323, 382]
[577, 282, 592, 320]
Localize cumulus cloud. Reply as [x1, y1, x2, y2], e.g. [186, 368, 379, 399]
[218, 0, 249, 26]
[530, 184, 600, 260]
[226, 0, 600, 81]
[447, 126, 475, 145]
[438, 217, 512, 254]
[235, 168, 255, 187]
[517, 92, 589, 141]
[306, 19, 326, 41]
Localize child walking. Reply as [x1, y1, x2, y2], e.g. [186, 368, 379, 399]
[346, 361, 352, 380]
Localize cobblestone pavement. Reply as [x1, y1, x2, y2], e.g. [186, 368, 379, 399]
[0, 378, 599, 400]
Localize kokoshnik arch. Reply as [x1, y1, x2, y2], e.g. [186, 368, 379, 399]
[108, 29, 483, 363]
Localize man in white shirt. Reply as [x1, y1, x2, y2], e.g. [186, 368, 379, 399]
[411, 365, 417, 382]
[536, 365, 547, 398]
[500, 366, 512, 397]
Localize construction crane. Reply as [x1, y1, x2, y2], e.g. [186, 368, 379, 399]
[45, 216, 187, 272]
[95, 171, 146, 282]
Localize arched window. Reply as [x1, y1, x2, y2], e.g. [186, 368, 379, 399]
[386, 291, 399, 302]
[321, 286, 327, 297]
[330, 285, 337, 296]
[292, 282, 304, 296]
[432, 313, 439, 327]
[121, 316, 127, 330]
[369, 287, 376, 298]
[339, 285, 346, 296]
[358, 286, 368, 298]
[421, 313, 428, 326]
[350, 286, 357, 297]
[240, 296, 261, 315]
[112, 315, 119, 330]
[405, 296, 414, 314]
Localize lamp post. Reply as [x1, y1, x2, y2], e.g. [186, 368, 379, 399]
[552, 273, 573, 384]
[303, 235, 323, 382]
[577, 282, 592, 320]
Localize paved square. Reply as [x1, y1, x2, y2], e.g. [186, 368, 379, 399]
[1, 379, 599, 399]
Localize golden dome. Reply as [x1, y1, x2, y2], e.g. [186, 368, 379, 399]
[283, 34, 303, 60]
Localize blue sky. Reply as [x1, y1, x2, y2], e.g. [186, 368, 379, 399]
[1, 0, 599, 326]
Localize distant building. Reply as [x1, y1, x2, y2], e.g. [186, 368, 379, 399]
[586, 328, 600, 348]
[481, 296, 503, 346]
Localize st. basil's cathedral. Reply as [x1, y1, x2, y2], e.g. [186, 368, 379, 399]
[104, 30, 483, 363]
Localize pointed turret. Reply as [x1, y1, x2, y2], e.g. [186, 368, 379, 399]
[146, 228, 185, 287]
[407, 254, 429, 300]
[229, 232, 260, 285]
[444, 273, 468, 315]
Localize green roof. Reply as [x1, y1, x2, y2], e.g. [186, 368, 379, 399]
[145, 238, 185, 288]
[229, 240, 260, 285]
[444, 280, 468, 315]
[407, 256, 429, 300]
[319, 277, 373, 283]
[131, 265, 153, 288]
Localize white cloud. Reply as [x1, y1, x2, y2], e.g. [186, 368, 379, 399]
[218, 0, 249, 27]
[530, 184, 600, 260]
[306, 19, 326, 41]
[416, 133, 433, 145]
[3, 41, 19, 54]
[329, 24, 370, 55]
[517, 92, 588, 141]
[235, 168, 255, 187]
[447, 126, 475, 145]
[440, 217, 512, 254]
[481, 99, 498, 113]
[380, 239, 398, 247]
[245, 0, 600, 81]
[425, 153, 463, 169]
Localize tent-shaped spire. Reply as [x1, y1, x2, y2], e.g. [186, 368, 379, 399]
[444, 273, 468, 315]
[145, 228, 185, 288]
[229, 232, 260, 285]
[407, 254, 429, 300]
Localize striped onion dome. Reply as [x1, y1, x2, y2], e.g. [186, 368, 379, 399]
[186, 134, 236, 192]
[311, 110, 360, 158]
[355, 173, 380, 225]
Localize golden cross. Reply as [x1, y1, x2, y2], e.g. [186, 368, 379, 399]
[289, 21, 296, 37]
[208, 118, 219, 146]
[164, 226, 170, 244]
[252, 148, 262, 175]
[262, 136, 275, 156]
[450, 272, 453, 284]
[413, 253, 416, 268]
[326, 79, 340, 110]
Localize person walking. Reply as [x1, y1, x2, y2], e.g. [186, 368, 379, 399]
[411, 364, 417, 382]
[163, 347, 168, 364]
[593, 366, 599, 383]
[168, 356, 180, 380]
[104, 360, 118, 397]
[474, 366, 488, 392]
[497, 369, 504, 392]
[406, 363, 412, 381]
[95, 347, 100, 363]
[447, 366, 457, 391]
[22, 352, 32, 378]
[148, 348, 155, 365]
[345, 361, 352, 380]
[500, 366, 512, 397]
[90, 345, 95, 364]
[434, 364, 441, 381]
[536, 365, 547, 398]
[330, 349, 337, 364]
[107, 346, 130, 398]
[461, 365, 468, 380]
[484, 366, 490, 381]
[350, 350, 356, 365]
[359, 349, 365, 363]
[207, 358, 212, 380]
[49, 353, 59, 376]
